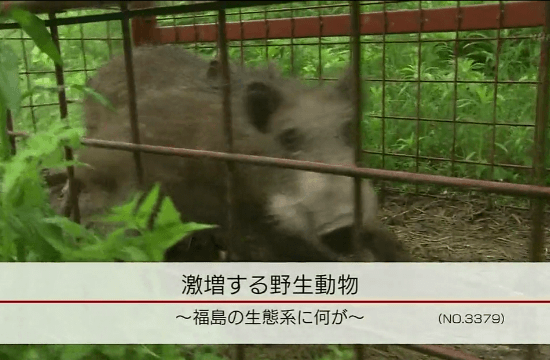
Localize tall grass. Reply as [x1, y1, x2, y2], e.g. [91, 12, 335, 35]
[2, 1, 546, 189]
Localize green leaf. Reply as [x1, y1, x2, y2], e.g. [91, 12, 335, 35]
[0, 43, 21, 115]
[154, 193, 184, 227]
[121, 246, 150, 262]
[43, 216, 97, 242]
[7, 8, 63, 66]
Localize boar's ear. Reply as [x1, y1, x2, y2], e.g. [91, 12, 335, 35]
[333, 66, 354, 100]
[244, 81, 282, 134]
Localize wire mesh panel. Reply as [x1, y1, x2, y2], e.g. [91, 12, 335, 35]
[1, 1, 549, 360]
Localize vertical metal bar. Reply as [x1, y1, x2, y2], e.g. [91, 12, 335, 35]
[289, 2, 295, 76]
[415, 1, 423, 194]
[239, 7, 244, 67]
[380, 1, 387, 206]
[264, 6, 269, 63]
[105, 21, 113, 59]
[527, 2, 550, 359]
[351, 7, 364, 359]
[192, 1, 198, 54]
[49, 12, 80, 224]
[120, 1, 144, 186]
[451, 2, 462, 177]
[172, 2, 180, 44]
[5, 110, 16, 155]
[350, 0, 363, 285]
[530, 0, 549, 269]
[487, 1, 504, 211]
[218, 4, 234, 264]
[79, 23, 89, 82]
[351, 5, 362, 340]
[355, 344, 365, 360]
[219, 7, 238, 357]
[20, 31, 37, 133]
[235, 344, 245, 360]
[318, 1, 323, 83]
[490, 2, 504, 182]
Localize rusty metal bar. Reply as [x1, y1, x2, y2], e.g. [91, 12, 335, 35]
[1, 1, 121, 14]
[217, 6, 235, 256]
[379, 0, 388, 205]
[350, 5, 364, 359]
[490, 2, 504, 183]
[0, 1, 297, 30]
[350, 0, 363, 256]
[238, 5, 244, 66]
[527, 6, 549, 353]
[362, 149, 534, 171]
[530, 0, 550, 262]
[414, 1, 423, 194]
[451, 1, 462, 177]
[264, 5, 269, 63]
[368, 113, 536, 127]
[217, 10, 242, 360]
[528, 4, 549, 359]
[5, 111, 16, 155]
[105, 20, 114, 58]
[289, 2, 295, 75]
[235, 344, 245, 360]
[48, 12, 80, 224]
[336, 78, 539, 85]
[354, 344, 364, 360]
[317, 1, 323, 83]
[79, 22, 89, 82]
[19, 30, 37, 133]
[155, 2, 544, 45]
[120, 1, 144, 186]
[400, 345, 483, 360]
[7, 132, 550, 201]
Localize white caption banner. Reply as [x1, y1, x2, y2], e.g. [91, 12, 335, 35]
[0, 263, 549, 344]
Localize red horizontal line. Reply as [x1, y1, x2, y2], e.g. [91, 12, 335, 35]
[0, 300, 548, 304]
[155, 1, 543, 44]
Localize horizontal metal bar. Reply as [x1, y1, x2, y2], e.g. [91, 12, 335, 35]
[157, 1, 544, 44]
[0, 1, 121, 14]
[0, 1, 298, 30]
[362, 149, 534, 171]
[399, 345, 483, 360]
[7, 131, 550, 199]
[368, 114, 535, 127]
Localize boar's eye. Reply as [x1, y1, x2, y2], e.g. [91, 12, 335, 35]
[341, 119, 353, 147]
[278, 127, 303, 153]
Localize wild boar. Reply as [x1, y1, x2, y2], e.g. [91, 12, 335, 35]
[71, 45, 410, 262]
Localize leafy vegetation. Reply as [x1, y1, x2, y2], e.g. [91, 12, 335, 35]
[0, 6, 217, 359]
[0, 1, 547, 359]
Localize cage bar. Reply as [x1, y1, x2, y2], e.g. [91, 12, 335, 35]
[120, 1, 144, 186]
[48, 11, 80, 223]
